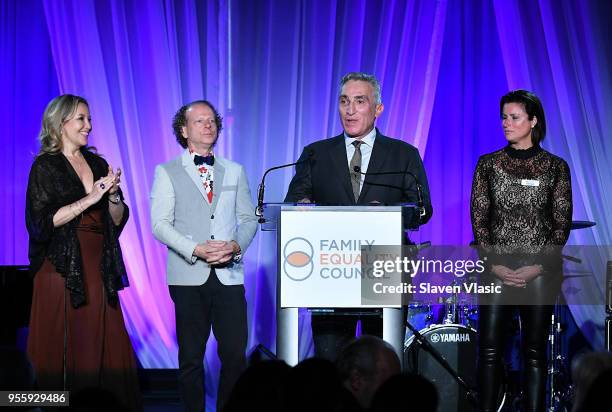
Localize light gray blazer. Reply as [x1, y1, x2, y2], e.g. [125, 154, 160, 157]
[150, 150, 257, 286]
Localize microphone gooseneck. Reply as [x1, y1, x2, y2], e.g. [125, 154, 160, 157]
[256, 151, 314, 223]
[352, 165, 426, 220]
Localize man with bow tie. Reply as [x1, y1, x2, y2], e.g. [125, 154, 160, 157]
[150, 100, 257, 412]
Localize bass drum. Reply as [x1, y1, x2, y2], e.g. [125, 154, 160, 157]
[404, 324, 505, 412]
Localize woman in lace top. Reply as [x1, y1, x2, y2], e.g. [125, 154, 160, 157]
[25, 95, 141, 410]
[470, 90, 572, 411]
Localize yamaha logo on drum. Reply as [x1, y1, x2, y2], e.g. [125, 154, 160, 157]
[429, 332, 471, 343]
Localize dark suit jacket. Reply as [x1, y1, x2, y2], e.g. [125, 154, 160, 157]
[284, 129, 433, 226]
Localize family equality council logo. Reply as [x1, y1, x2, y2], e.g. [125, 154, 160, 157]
[283, 237, 314, 281]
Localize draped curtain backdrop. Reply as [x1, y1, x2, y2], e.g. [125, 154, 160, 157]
[2, 0, 611, 394]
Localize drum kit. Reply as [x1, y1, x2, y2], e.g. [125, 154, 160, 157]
[403, 297, 496, 411]
[402, 221, 596, 412]
[403, 299, 528, 411]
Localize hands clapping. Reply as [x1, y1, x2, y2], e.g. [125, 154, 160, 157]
[107, 165, 122, 195]
[86, 165, 122, 204]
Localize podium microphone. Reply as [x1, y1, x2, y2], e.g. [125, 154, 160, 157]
[256, 151, 313, 223]
[352, 166, 426, 220]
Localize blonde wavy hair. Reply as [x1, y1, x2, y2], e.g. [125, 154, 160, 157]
[38, 94, 89, 154]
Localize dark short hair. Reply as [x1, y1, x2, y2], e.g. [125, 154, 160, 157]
[172, 100, 223, 148]
[336, 335, 396, 381]
[500, 90, 546, 145]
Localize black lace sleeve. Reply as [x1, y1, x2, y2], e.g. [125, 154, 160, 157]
[25, 156, 63, 242]
[470, 156, 492, 246]
[550, 159, 572, 245]
[86, 152, 131, 299]
[112, 187, 129, 235]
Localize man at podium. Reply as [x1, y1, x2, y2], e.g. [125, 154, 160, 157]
[284, 72, 433, 361]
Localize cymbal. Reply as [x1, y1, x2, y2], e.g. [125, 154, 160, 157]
[562, 273, 594, 279]
[563, 269, 594, 275]
[571, 220, 596, 230]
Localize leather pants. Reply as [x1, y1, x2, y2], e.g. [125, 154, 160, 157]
[477, 276, 557, 412]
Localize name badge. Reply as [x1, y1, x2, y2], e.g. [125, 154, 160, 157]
[521, 179, 540, 187]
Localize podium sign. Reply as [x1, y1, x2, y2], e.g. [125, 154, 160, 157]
[264, 204, 411, 365]
[280, 206, 403, 308]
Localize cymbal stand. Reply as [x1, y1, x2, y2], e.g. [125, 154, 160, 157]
[547, 297, 573, 411]
[606, 261, 612, 351]
[443, 280, 459, 324]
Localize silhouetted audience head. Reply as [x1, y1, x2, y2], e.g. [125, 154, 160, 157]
[336, 335, 401, 409]
[370, 372, 438, 412]
[574, 368, 612, 412]
[571, 351, 612, 412]
[0, 346, 36, 390]
[282, 357, 361, 412]
[223, 360, 291, 412]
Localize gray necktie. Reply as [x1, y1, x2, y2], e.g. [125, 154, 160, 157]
[349, 141, 362, 201]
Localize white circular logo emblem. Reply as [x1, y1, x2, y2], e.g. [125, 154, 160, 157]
[283, 237, 314, 281]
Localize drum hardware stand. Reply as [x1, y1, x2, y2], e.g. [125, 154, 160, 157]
[547, 299, 572, 412]
[547, 301, 579, 412]
[405, 319, 479, 406]
[606, 261, 612, 351]
[547, 221, 597, 410]
[547, 252, 592, 411]
[441, 276, 479, 328]
[425, 304, 434, 324]
[443, 280, 459, 325]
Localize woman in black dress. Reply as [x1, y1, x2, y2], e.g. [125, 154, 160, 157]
[26, 94, 141, 410]
[471, 90, 572, 411]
